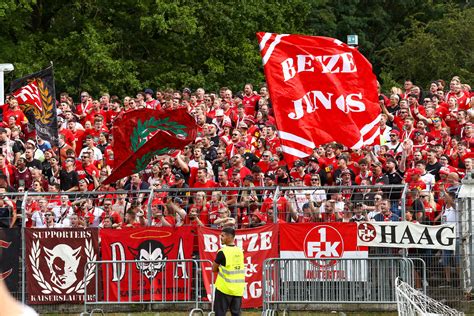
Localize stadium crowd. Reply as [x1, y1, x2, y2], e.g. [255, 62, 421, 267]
[0, 77, 472, 230]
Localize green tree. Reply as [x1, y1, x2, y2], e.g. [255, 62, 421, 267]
[380, 6, 474, 89]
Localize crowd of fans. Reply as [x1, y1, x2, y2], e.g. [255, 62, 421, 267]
[0, 77, 472, 232]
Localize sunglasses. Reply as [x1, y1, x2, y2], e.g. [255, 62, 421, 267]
[232, 134, 239, 136]
[389, 135, 397, 137]
[311, 178, 320, 181]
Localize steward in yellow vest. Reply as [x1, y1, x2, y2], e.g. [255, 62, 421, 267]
[212, 227, 245, 316]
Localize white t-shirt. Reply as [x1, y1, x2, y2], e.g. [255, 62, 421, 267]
[52, 205, 74, 227]
[31, 211, 45, 228]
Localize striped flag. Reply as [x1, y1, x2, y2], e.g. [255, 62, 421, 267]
[257, 32, 381, 162]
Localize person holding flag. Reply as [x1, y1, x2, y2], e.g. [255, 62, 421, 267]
[212, 227, 246, 316]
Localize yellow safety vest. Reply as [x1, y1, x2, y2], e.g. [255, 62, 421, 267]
[215, 245, 245, 296]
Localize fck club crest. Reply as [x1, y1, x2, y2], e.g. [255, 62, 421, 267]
[303, 225, 344, 267]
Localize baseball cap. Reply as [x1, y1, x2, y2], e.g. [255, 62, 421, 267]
[215, 109, 224, 117]
[144, 88, 154, 95]
[294, 160, 306, 167]
[264, 172, 275, 180]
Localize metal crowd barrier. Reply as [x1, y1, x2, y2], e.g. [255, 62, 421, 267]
[261, 257, 426, 315]
[81, 259, 214, 316]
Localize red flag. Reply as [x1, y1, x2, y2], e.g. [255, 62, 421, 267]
[103, 109, 197, 184]
[257, 32, 381, 161]
[100, 227, 194, 302]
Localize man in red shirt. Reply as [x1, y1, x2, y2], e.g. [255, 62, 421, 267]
[216, 170, 238, 207]
[144, 88, 161, 110]
[192, 168, 216, 189]
[242, 83, 260, 117]
[2, 98, 27, 126]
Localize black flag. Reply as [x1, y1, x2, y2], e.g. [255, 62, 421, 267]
[10, 66, 58, 146]
[0, 228, 20, 293]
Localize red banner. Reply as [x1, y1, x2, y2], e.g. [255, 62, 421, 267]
[100, 227, 194, 301]
[257, 32, 380, 161]
[280, 223, 367, 281]
[103, 108, 197, 184]
[25, 228, 99, 304]
[198, 225, 279, 308]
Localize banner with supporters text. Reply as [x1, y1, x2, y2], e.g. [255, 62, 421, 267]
[25, 228, 98, 304]
[280, 223, 368, 281]
[198, 225, 279, 308]
[100, 227, 194, 301]
[257, 33, 381, 162]
[356, 222, 456, 250]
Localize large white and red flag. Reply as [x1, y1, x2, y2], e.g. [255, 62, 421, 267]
[257, 32, 381, 161]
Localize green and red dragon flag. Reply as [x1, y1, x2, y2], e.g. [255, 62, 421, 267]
[10, 66, 59, 146]
[103, 108, 197, 185]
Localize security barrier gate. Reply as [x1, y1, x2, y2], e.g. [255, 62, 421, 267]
[262, 257, 426, 315]
[81, 259, 214, 316]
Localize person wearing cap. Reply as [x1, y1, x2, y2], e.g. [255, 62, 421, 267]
[144, 88, 160, 110]
[290, 160, 306, 182]
[249, 210, 266, 228]
[350, 203, 367, 222]
[236, 141, 259, 169]
[24, 139, 45, 162]
[211, 109, 228, 131]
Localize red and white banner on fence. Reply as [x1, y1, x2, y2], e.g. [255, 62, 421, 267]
[25, 228, 99, 304]
[100, 227, 194, 301]
[357, 222, 456, 250]
[198, 225, 279, 308]
[280, 223, 368, 281]
[257, 32, 380, 162]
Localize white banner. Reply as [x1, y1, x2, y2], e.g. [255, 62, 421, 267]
[357, 222, 456, 250]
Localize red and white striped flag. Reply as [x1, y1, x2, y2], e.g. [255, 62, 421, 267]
[257, 32, 381, 161]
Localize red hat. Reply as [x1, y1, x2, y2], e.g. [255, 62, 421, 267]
[244, 116, 255, 125]
[413, 129, 425, 136]
[439, 167, 450, 175]
[222, 121, 232, 128]
[390, 130, 400, 136]
[252, 211, 266, 222]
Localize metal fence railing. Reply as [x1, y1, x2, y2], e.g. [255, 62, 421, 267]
[261, 257, 425, 315]
[81, 259, 214, 316]
[1, 184, 473, 313]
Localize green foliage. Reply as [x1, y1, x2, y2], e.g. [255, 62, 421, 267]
[0, 0, 471, 97]
[381, 6, 474, 88]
